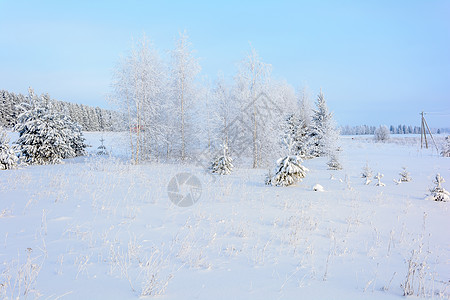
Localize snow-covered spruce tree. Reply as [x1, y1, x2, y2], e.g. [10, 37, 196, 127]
[427, 174, 450, 202]
[374, 125, 390, 142]
[97, 137, 109, 156]
[210, 143, 233, 175]
[0, 127, 18, 170]
[441, 135, 450, 157]
[14, 89, 75, 165]
[309, 90, 339, 158]
[394, 167, 412, 184]
[282, 113, 310, 158]
[62, 115, 88, 157]
[266, 136, 308, 186]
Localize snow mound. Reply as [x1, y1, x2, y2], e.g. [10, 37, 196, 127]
[312, 184, 324, 192]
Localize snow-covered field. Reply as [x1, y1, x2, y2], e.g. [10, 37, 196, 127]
[1, 133, 449, 299]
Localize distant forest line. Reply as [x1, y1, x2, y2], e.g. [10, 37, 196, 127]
[341, 125, 449, 135]
[0, 90, 124, 131]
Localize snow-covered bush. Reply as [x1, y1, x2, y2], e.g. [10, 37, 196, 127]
[374, 125, 390, 142]
[441, 135, 450, 157]
[210, 143, 233, 175]
[427, 174, 449, 202]
[14, 89, 77, 165]
[394, 167, 411, 184]
[327, 152, 342, 170]
[374, 173, 385, 186]
[312, 184, 324, 192]
[361, 162, 373, 185]
[0, 127, 18, 170]
[97, 137, 109, 156]
[266, 155, 308, 187]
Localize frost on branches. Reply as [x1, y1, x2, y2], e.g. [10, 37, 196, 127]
[441, 136, 450, 157]
[14, 88, 86, 165]
[0, 128, 18, 170]
[427, 174, 450, 202]
[374, 125, 390, 142]
[210, 143, 233, 175]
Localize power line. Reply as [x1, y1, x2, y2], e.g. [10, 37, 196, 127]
[422, 111, 450, 116]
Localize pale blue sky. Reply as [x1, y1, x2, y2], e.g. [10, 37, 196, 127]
[1, 0, 449, 127]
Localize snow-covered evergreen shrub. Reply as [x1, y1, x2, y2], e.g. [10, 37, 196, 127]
[0, 128, 18, 170]
[427, 174, 450, 202]
[374, 125, 390, 142]
[210, 143, 233, 175]
[440, 136, 450, 157]
[327, 152, 342, 170]
[14, 89, 76, 165]
[374, 173, 385, 186]
[361, 162, 373, 185]
[97, 138, 109, 156]
[312, 184, 324, 192]
[266, 155, 308, 187]
[395, 167, 411, 184]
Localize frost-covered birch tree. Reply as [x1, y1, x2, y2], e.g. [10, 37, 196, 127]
[170, 31, 201, 161]
[235, 46, 272, 168]
[211, 73, 237, 152]
[111, 35, 167, 163]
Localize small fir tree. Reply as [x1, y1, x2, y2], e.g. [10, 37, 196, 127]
[374, 173, 385, 186]
[266, 135, 308, 186]
[361, 162, 373, 185]
[327, 151, 342, 170]
[0, 128, 18, 170]
[428, 174, 450, 202]
[441, 136, 450, 157]
[97, 137, 109, 156]
[265, 155, 308, 187]
[394, 167, 412, 184]
[210, 143, 233, 175]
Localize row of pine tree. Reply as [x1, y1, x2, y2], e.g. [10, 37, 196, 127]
[0, 89, 123, 131]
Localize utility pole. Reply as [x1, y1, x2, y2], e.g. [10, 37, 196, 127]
[420, 111, 439, 152]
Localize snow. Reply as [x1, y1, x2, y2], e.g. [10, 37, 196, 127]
[0, 133, 449, 299]
[312, 184, 324, 192]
